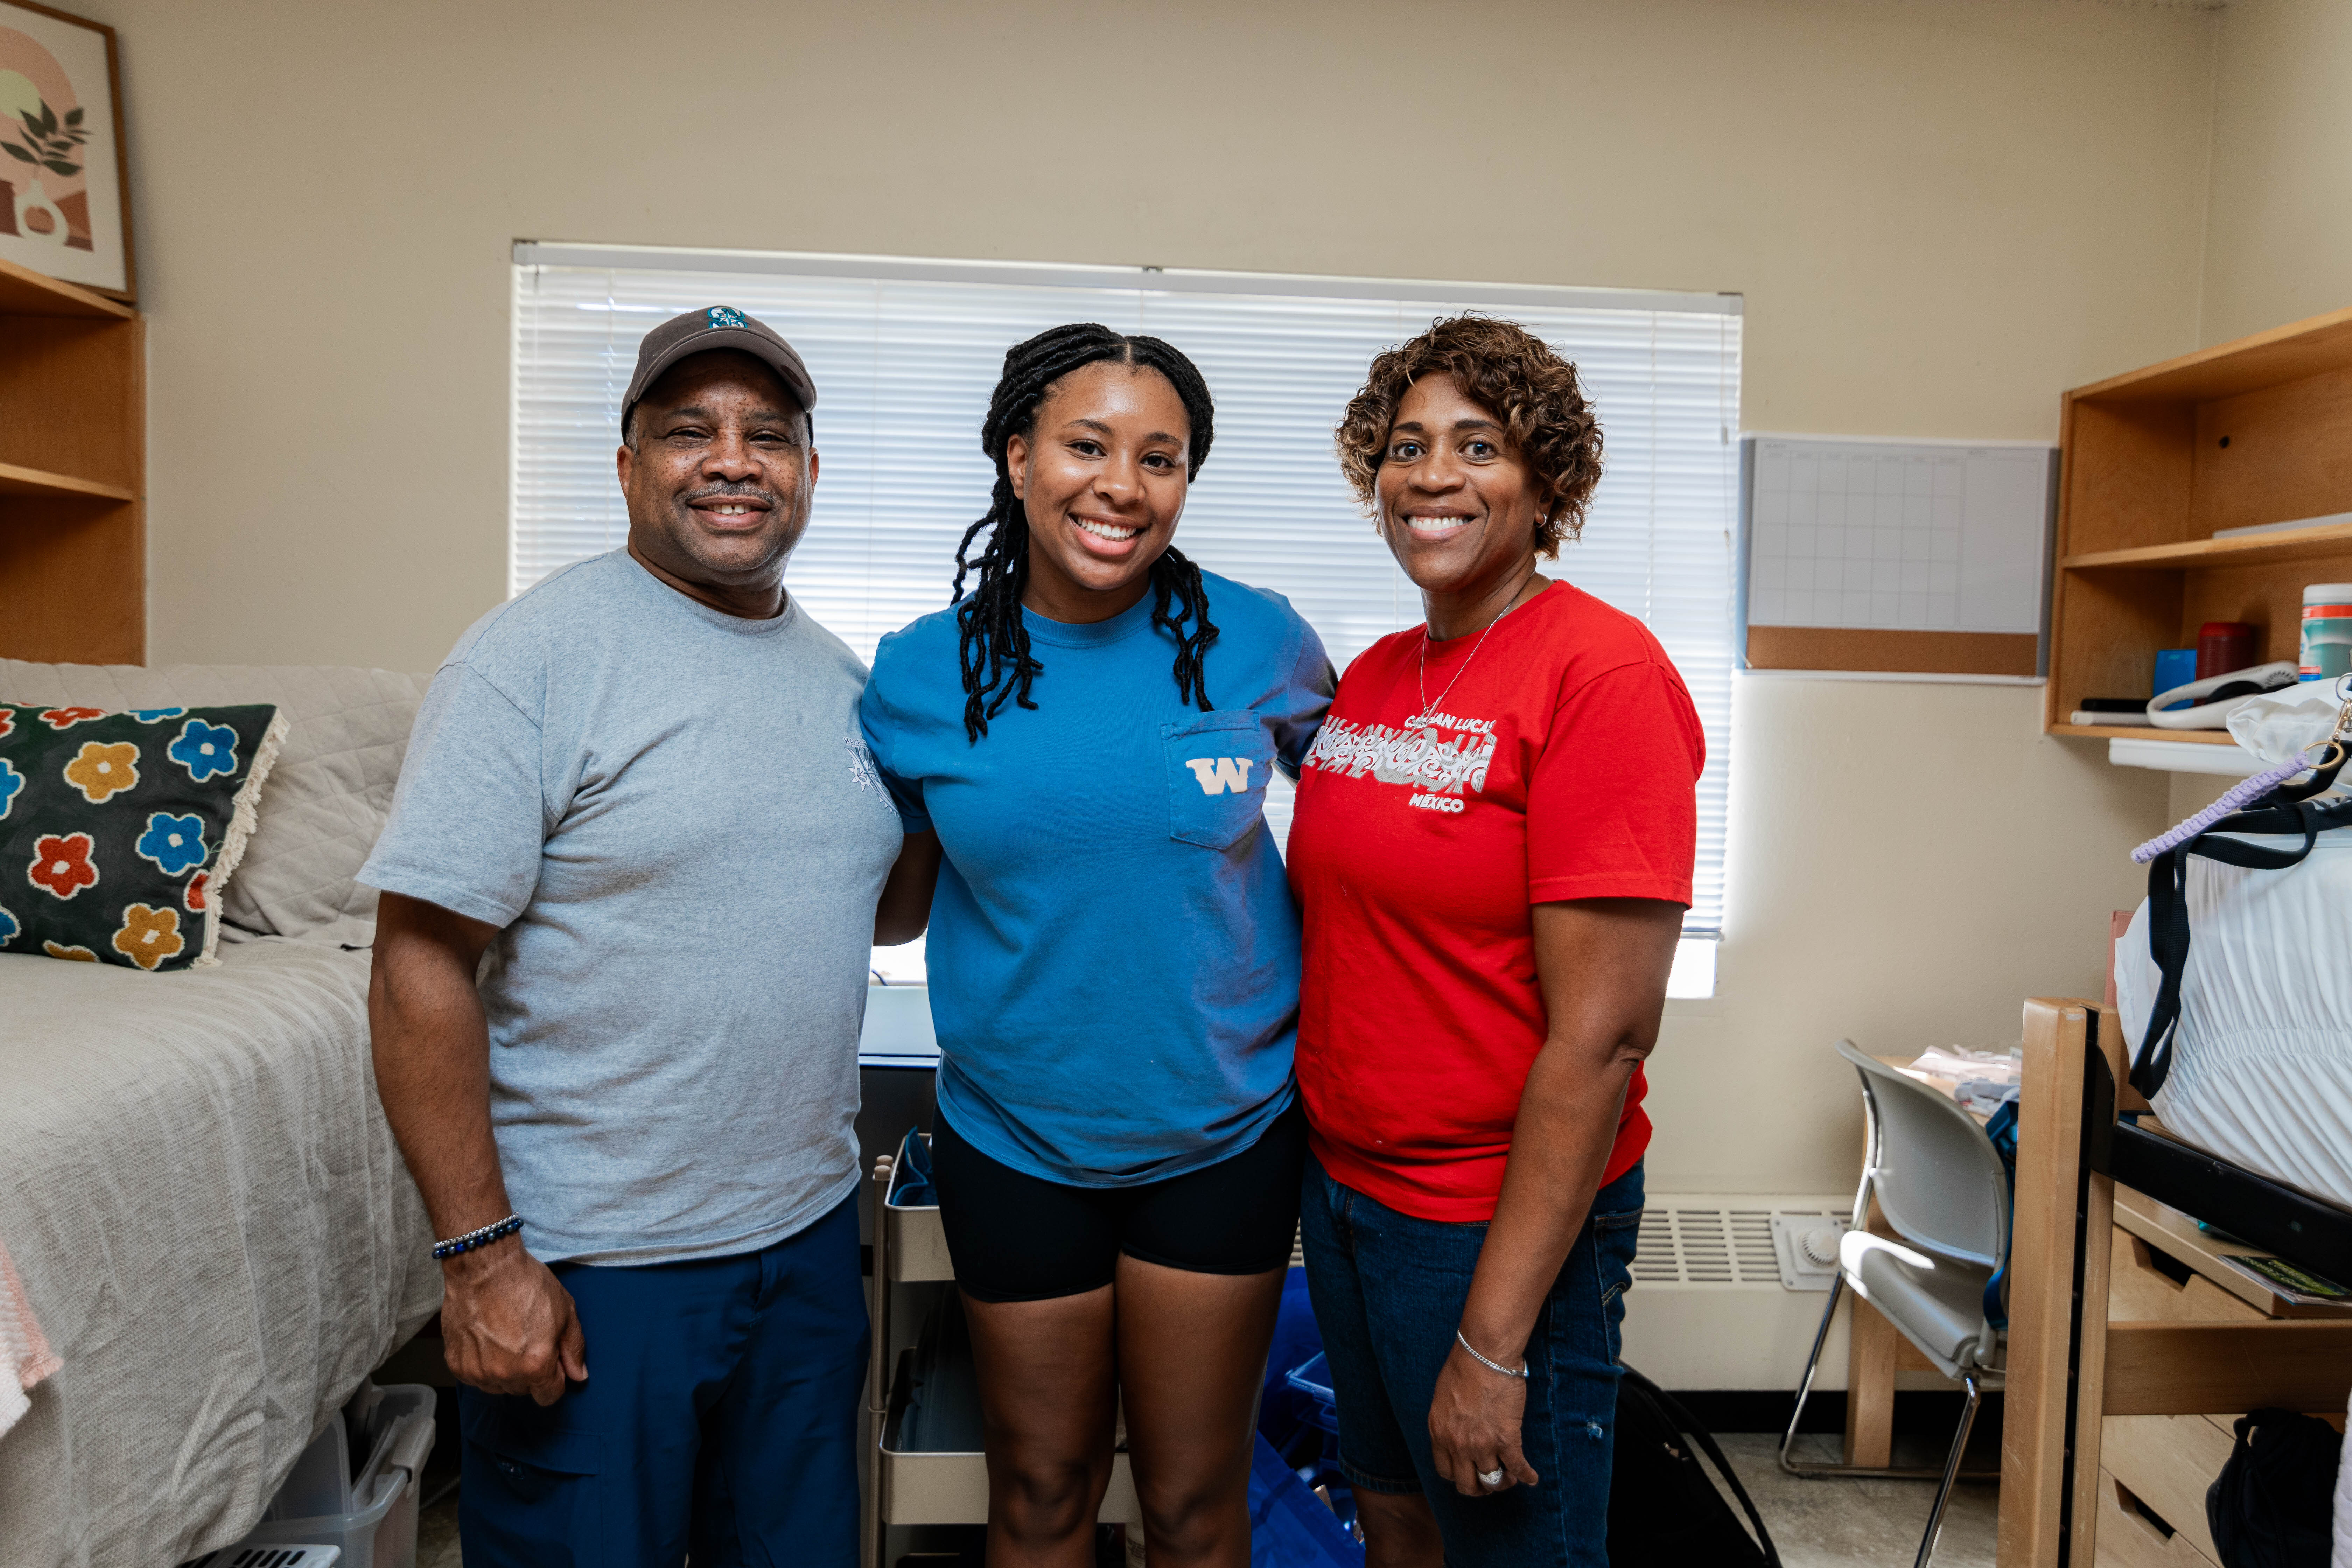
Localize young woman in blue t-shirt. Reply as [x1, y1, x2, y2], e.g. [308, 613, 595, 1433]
[861, 324, 1333, 1567]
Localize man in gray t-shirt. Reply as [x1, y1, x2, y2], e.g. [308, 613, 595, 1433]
[362, 308, 936, 1567]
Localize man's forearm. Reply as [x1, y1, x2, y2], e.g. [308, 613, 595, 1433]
[369, 895, 587, 1403]
[369, 903, 511, 1239]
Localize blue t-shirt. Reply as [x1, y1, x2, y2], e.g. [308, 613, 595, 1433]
[861, 572, 1335, 1186]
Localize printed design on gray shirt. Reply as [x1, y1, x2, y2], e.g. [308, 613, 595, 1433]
[844, 734, 886, 798]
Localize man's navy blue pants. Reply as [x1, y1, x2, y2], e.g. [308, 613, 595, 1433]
[457, 1192, 867, 1568]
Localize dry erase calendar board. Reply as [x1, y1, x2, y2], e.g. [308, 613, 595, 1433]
[1737, 435, 2057, 679]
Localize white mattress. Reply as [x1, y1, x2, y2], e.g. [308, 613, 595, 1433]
[2115, 833, 2352, 1210]
[0, 938, 440, 1568]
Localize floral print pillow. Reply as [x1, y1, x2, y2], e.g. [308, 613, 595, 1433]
[0, 703, 287, 971]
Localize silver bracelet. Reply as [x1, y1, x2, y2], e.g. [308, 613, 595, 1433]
[1456, 1329, 1528, 1380]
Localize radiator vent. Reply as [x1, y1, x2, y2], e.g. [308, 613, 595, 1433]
[1288, 1195, 1851, 1290]
[179, 1547, 343, 1568]
[1630, 1197, 1851, 1289]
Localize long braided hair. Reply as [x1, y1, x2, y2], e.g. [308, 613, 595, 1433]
[952, 323, 1220, 742]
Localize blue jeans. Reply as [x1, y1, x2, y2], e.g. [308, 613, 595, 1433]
[457, 1192, 867, 1568]
[1299, 1157, 1644, 1567]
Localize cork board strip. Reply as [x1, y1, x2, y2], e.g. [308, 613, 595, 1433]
[1745, 626, 2040, 676]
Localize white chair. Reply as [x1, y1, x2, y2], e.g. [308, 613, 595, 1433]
[1778, 1038, 2009, 1568]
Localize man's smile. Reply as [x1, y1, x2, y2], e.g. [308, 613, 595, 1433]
[687, 492, 775, 531]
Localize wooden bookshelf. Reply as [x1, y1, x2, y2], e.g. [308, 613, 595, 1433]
[0, 254, 143, 664]
[2047, 304, 2352, 738]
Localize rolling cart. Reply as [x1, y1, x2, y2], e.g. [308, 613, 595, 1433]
[866, 1130, 1146, 1567]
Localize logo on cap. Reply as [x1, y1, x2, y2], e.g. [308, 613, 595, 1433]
[706, 306, 746, 330]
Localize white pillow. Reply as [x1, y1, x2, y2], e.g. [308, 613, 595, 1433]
[0, 661, 429, 945]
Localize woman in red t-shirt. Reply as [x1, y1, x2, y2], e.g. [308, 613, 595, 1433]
[1287, 316, 1705, 1567]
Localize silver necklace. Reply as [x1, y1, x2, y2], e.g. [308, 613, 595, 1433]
[1418, 594, 1524, 719]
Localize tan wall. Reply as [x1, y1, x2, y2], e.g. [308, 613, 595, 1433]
[83, 0, 2216, 1194]
[2202, 0, 2352, 345]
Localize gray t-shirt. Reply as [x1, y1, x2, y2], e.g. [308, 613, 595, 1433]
[360, 550, 903, 1265]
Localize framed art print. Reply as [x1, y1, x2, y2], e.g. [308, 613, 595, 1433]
[0, 0, 129, 299]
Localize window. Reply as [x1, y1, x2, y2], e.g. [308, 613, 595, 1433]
[511, 245, 1741, 993]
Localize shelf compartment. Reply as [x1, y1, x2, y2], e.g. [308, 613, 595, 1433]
[0, 273, 140, 663]
[0, 253, 132, 321]
[0, 313, 143, 497]
[2064, 519, 2352, 572]
[2046, 305, 2352, 736]
[0, 461, 135, 503]
[879, 1351, 1143, 1528]
[0, 487, 141, 663]
[878, 1443, 1143, 1528]
[2059, 360, 2352, 560]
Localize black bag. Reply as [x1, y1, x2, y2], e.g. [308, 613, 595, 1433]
[1607, 1364, 1780, 1567]
[2205, 1408, 2341, 1568]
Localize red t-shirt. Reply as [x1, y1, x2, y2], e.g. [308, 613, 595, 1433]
[1287, 580, 1705, 1223]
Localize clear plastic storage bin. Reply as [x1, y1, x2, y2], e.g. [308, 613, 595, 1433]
[236, 1382, 438, 1568]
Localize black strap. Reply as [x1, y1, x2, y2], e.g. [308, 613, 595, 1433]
[2132, 757, 2352, 1100]
[1618, 1364, 1781, 1568]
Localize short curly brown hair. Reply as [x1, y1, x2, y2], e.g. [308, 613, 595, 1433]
[1334, 315, 1604, 558]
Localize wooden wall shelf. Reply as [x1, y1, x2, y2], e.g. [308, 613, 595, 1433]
[2071, 307, 2352, 404]
[2064, 518, 2352, 573]
[0, 264, 143, 663]
[2046, 304, 2352, 744]
[2048, 724, 2235, 744]
[0, 253, 134, 321]
[0, 461, 136, 503]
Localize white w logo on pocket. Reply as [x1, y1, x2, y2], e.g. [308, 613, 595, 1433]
[1183, 757, 1255, 795]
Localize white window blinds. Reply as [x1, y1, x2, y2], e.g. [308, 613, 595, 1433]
[511, 246, 1741, 936]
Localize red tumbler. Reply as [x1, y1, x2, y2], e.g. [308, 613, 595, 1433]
[2196, 620, 2259, 680]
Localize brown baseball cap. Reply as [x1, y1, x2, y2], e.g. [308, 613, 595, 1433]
[623, 305, 817, 427]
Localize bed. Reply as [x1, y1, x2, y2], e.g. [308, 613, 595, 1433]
[0, 660, 442, 1568]
[1996, 997, 2352, 1567]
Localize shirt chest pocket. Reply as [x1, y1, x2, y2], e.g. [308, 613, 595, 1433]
[1163, 710, 1277, 852]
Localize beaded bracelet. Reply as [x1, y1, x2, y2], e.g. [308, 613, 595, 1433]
[432, 1213, 524, 1261]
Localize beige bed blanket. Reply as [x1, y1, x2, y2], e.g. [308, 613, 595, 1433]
[0, 938, 440, 1567]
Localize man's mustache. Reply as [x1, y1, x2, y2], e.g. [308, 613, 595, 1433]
[679, 482, 780, 509]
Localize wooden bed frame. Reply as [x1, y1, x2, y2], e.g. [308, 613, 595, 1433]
[1997, 998, 2352, 1564]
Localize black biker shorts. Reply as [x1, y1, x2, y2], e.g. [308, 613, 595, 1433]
[931, 1098, 1308, 1304]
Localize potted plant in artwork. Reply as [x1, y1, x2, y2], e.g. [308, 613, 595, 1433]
[2, 98, 87, 247]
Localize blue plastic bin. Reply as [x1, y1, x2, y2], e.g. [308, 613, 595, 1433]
[1284, 1352, 1342, 1437]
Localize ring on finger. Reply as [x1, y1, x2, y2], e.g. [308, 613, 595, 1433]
[1477, 1466, 1505, 1489]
